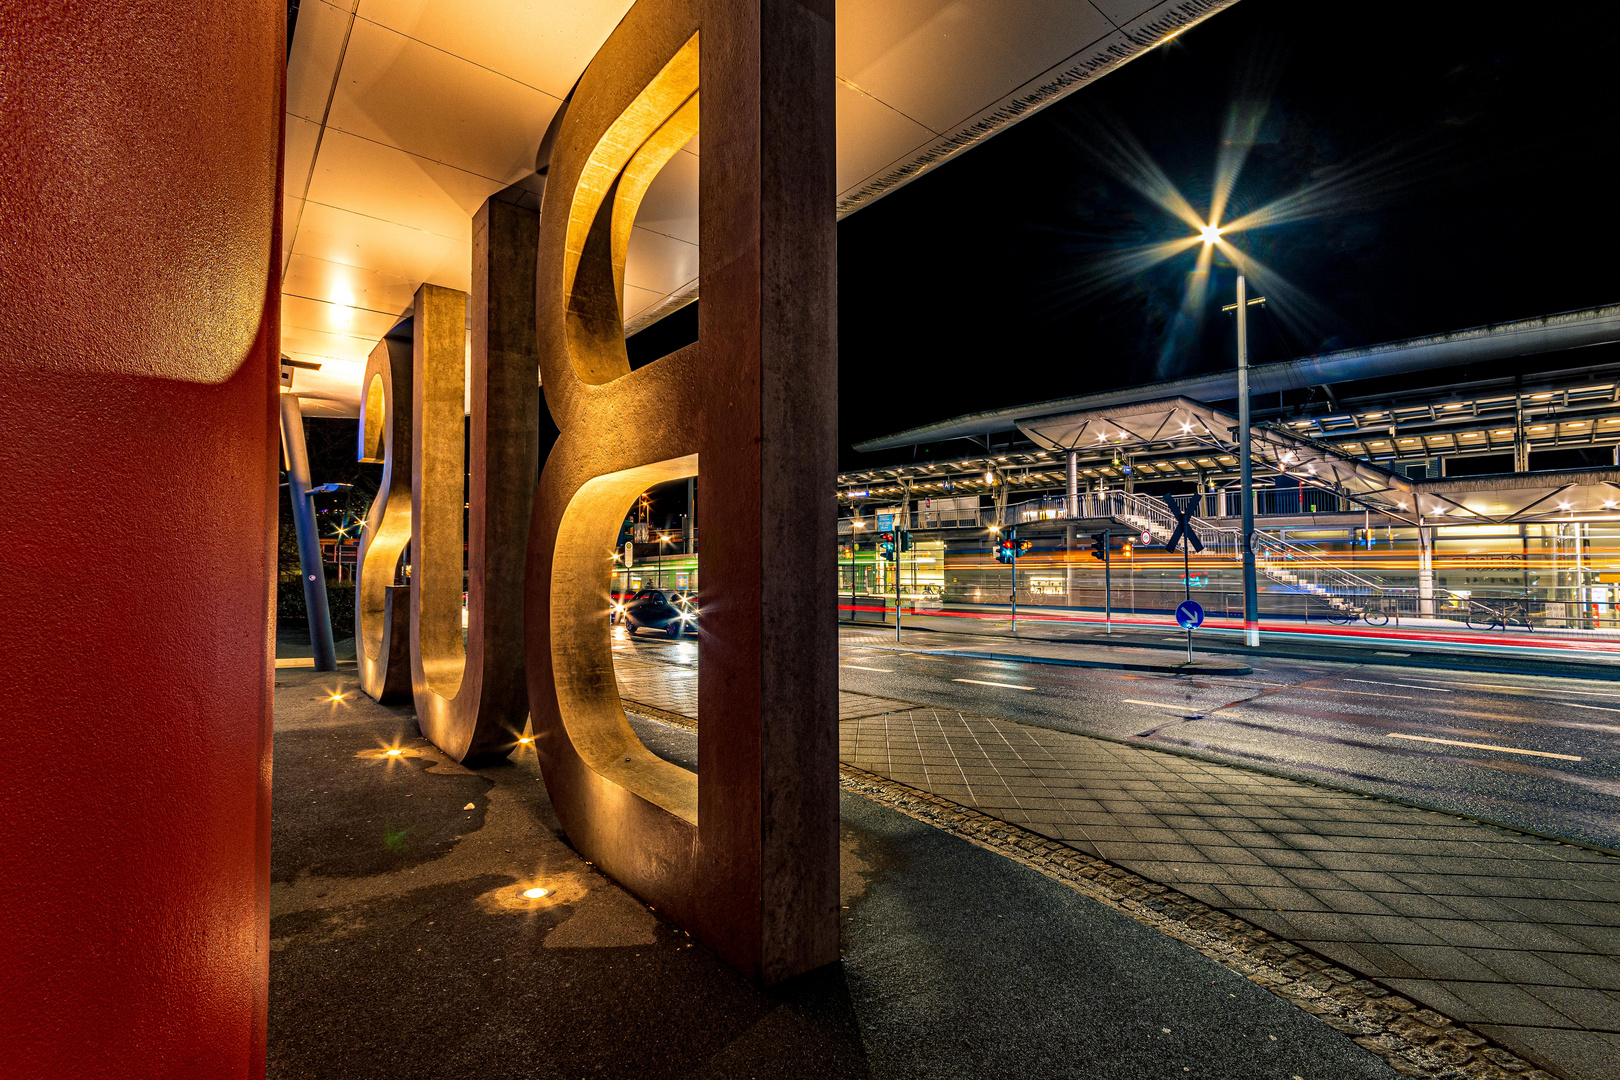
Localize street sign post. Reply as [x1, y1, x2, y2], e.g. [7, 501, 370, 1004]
[1164, 494, 1205, 663]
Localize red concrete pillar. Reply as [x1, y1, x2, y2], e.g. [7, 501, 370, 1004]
[0, 5, 284, 1077]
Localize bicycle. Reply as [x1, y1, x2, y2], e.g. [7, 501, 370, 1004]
[1322, 605, 1391, 627]
[1464, 600, 1534, 632]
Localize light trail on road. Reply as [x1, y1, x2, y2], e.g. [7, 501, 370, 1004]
[829, 627, 1620, 851]
[607, 623, 1620, 849]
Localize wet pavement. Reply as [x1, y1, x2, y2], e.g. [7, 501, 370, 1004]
[611, 627, 1620, 1079]
[825, 627, 1620, 853]
[269, 664, 1400, 1079]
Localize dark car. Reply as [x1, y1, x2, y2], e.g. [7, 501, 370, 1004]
[616, 588, 697, 637]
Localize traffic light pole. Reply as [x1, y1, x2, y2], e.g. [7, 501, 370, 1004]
[1010, 531, 1018, 634]
[1104, 534, 1112, 634]
[1238, 273, 1260, 648]
[895, 531, 903, 643]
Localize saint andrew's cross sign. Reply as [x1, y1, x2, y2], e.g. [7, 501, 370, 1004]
[1162, 494, 1204, 555]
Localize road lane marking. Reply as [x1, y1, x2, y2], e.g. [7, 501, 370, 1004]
[841, 664, 894, 673]
[1436, 680, 1620, 699]
[953, 678, 1034, 691]
[1565, 702, 1620, 713]
[1346, 679, 1450, 692]
[1123, 698, 1201, 712]
[1298, 687, 1417, 700]
[1386, 733, 1581, 761]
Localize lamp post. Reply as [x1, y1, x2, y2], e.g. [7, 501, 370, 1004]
[1200, 222, 1260, 648]
[1237, 272, 1259, 647]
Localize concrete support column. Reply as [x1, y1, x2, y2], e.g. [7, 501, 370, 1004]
[1418, 525, 1436, 616]
[1066, 451, 1078, 518]
[685, 476, 695, 553]
[1064, 523, 1076, 602]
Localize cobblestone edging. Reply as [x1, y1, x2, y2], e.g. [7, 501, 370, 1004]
[836, 764, 1558, 1080]
[622, 701, 1557, 1078]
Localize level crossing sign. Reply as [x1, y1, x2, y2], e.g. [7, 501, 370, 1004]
[1162, 494, 1204, 554]
[1176, 600, 1205, 629]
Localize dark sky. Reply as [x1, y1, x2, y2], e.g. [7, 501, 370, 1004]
[315, 0, 1620, 522]
[833, 0, 1620, 468]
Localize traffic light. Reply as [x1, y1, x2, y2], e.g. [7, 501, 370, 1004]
[994, 538, 1014, 564]
[878, 532, 896, 561]
[1091, 532, 1108, 561]
[899, 530, 914, 553]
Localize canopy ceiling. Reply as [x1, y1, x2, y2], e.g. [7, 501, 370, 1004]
[280, 0, 1234, 416]
[1019, 397, 1620, 524]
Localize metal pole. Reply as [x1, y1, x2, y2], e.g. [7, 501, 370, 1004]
[279, 393, 336, 671]
[1010, 533, 1018, 633]
[685, 476, 694, 553]
[895, 533, 902, 643]
[1066, 451, 1078, 518]
[1237, 273, 1260, 647]
[1104, 532, 1112, 634]
[1184, 535, 1193, 663]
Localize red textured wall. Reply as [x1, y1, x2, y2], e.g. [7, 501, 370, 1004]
[0, 4, 284, 1077]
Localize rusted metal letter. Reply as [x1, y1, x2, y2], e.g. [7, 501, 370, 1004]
[526, 0, 838, 983]
[411, 198, 541, 762]
[356, 331, 413, 702]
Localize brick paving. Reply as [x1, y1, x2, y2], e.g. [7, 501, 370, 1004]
[614, 644, 1620, 1080]
[839, 708, 1620, 1080]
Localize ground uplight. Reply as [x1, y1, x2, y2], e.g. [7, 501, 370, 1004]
[522, 887, 550, 899]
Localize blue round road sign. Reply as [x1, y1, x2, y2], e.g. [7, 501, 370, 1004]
[1176, 600, 1205, 630]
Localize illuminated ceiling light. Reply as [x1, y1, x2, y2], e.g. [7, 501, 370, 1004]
[521, 887, 551, 900]
[984, 471, 994, 484]
[1199, 223, 1223, 245]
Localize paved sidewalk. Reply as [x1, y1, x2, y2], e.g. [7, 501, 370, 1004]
[616, 662, 1620, 1080]
[835, 707, 1620, 1080]
[269, 666, 1404, 1079]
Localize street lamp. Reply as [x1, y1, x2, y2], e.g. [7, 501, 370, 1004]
[1197, 220, 1259, 646]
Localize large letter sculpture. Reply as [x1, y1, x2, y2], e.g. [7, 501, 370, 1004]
[411, 199, 541, 762]
[525, 0, 838, 983]
[356, 331, 413, 703]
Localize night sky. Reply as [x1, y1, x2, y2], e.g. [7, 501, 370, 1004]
[832, 0, 1620, 468]
[311, 0, 1620, 522]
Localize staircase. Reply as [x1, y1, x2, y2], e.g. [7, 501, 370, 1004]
[1084, 492, 1381, 613]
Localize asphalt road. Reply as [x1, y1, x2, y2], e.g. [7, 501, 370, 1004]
[612, 627, 1620, 852]
[832, 628, 1620, 854]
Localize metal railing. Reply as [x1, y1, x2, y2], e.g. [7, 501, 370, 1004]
[998, 491, 1382, 606]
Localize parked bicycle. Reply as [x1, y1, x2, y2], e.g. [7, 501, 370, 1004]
[1464, 600, 1534, 632]
[1323, 605, 1392, 627]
